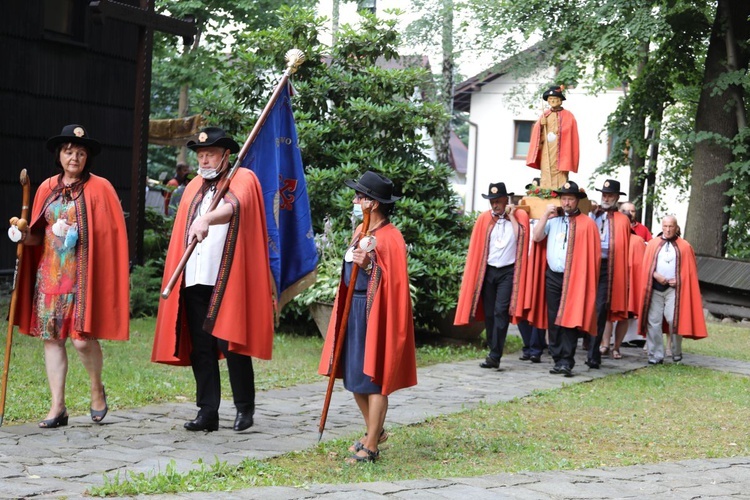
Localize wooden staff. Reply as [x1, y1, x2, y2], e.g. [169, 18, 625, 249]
[1, 169, 31, 427]
[318, 205, 372, 441]
[161, 48, 306, 299]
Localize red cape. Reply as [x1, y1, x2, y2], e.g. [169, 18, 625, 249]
[15, 174, 130, 340]
[627, 234, 646, 316]
[152, 169, 275, 365]
[637, 237, 707, 339]
[453, 210, 530, 325]
[525, 108, 580, 173]
[318, 223, 417, 396]
[604, 211, 631, 322]
[527, 213, 601, 335]
[633, 222, 652, 242]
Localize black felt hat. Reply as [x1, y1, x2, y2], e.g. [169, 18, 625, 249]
[187, 127, 240, 153]
[553, 180, 587, 199]
[595, 179, 626, 196]
[345, 171, 401, 204]
[481, 182, 514, 199]
[46, 124, 101, 156]
[542, 85, 566, 102]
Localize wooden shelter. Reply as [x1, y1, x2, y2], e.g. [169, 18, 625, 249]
[0, 0, 194, 273]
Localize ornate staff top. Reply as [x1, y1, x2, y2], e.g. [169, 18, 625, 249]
[285, 49, 306, 74]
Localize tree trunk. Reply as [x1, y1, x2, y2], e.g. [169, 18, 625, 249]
[434, 0, 454, 167]
[332, 0, 340, 45]
[628, 42, 649, 223]
[684, 0, 749, 256]
[644, 106, 664, 231]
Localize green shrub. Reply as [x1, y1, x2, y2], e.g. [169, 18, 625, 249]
[195, 7, 471, 334]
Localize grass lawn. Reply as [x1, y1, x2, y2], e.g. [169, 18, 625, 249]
[92, 362, 750, 496]
[0, 316, 491, 424]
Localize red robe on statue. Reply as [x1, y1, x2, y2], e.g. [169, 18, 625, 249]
[318, 223, 417, 396]
[527, 213, 601, 336]
[453, 209, 531, 325]
[14, 174, 130, 341]
[637, 237, 707, 339]
[526, 108, 580, 173]
[152, 169, 275, 365]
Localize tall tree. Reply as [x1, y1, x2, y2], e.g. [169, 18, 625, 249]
[685, 0, 750, 256]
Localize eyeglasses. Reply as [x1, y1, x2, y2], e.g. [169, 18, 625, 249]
[354, 193, 372, 201]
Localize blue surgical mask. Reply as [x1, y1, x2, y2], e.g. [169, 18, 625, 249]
[352, 204, 363, 220]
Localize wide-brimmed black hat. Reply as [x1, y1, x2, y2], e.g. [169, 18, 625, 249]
[481, 182, 514, 199]
[187, 127, 240, 153]
[46, 124, 101, 156]
[595, 179, 626, 196]
[345, 171, 401, 204]
[553, 180, 587, 199]
[542, 85, 566, 102]
[525, 177, 541, 190]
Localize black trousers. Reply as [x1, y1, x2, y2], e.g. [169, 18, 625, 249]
[481, 264, 515, 361]
[518, 319, 546, 358]
[184, 285, 255, 417]
[587, 259, 610, 365]
[545, 267, 579, 369]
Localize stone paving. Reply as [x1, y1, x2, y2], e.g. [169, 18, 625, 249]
[0, 334, 747, 499]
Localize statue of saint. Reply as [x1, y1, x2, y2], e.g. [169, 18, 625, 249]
[525, 85, 580, 189]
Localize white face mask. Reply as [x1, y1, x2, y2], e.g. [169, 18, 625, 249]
[352, 204, 363, 220]
[198, 167, 219, 180]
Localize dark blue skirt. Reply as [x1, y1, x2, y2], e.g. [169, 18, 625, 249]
[341, 260, 382, 394]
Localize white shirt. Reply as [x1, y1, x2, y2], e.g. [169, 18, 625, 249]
[185, 188, 230, 287]
[655, 240, 677, 281]
[487, 216, 517, 268]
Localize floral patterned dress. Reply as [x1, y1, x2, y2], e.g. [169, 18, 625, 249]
[30, 192, 87, 340]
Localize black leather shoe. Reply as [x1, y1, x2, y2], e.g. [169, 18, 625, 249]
[585, 360, 600, 369]
[233, 411, 254, 431]
[550, 365, 573, 377]
[519, 354, 531, 361]
[184, 414, 219, 432]
[479, 357, 500, 369]
[530, 356, 541, 363]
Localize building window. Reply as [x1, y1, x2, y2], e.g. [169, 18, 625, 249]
[513, 121, 534, 159]
[44, 0, 87, 44]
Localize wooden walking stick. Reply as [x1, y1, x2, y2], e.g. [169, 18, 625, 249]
[161, 48, 306, 299]
[1, 169, 31, 426]
[318, 205, 372, 441]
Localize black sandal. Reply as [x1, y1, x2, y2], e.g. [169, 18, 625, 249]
[38, 408, 69, 429]
[349, 429, 389, 452]
[346, 446, 379, 464]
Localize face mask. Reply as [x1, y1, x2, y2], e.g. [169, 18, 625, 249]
[198, 167, 219, 180]
[352, 204, 363, 220]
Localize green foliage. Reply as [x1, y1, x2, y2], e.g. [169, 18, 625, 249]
[130, 209, 173, 318]
[193, 7, 471, 333]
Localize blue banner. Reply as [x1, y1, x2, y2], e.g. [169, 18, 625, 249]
[241, 84, 317, 308]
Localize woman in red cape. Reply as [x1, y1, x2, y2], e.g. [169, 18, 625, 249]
[318, 171, 416, 464]
[12, 124, 129, 428]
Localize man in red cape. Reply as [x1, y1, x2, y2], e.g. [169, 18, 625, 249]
[637, 216, 707, 364]
[621, 201, 652, 242]
[526, 85, 580, 189]
[454, 182, 532, 368]
[531, 181, 600, 377]
[585, 179, 631, 368]
[152, 127, 274, 433]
